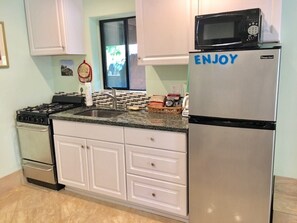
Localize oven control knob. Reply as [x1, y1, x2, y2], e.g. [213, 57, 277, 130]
[40, 118, 44, 124]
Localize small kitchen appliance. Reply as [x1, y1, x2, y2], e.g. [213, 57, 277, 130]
[195, 8, 262, 50]
[16, 92, 84, 190]
[188, 46, 281, 223]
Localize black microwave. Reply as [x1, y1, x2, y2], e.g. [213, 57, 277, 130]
[195, 8, 262, 50]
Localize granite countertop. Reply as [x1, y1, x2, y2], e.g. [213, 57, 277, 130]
[50, 106, 188, 133]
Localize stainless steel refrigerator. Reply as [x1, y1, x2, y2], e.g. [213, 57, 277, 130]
[188, 47, 281, 223]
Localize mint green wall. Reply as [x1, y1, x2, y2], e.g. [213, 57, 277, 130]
[145, 65, 188, 96]
[274, 0, 297, 178]
[52, 0, 188, 96]
[0, 0, 54, 178]
[52, 0, 137, 93]
[1, 0, 297, 180]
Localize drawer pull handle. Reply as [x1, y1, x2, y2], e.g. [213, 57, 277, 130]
[151, 163, 155, 167]
[150, 137, 155, 142]
[152, 193, 156, 197]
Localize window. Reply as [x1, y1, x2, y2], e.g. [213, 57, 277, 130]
[100, 17, 146, 90]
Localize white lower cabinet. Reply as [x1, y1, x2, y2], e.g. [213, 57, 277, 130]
[53, 120, 126, 200]
[54, 135, 89, 190]
[53, 120, 188, 218]
[125, 127, 188, 217]
[87, 139, 126, 199]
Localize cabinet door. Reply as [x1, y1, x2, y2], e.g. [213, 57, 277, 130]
[198, 0, 282, 42]
[24, 0, 65, 55]
[54, 135, 89, 190]
[24, 0, 85, 55]
[87, 139, 126, 200]
[136, 0, 198, 65]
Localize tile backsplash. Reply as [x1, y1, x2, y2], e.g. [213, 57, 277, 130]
[92, 91, 149, 109]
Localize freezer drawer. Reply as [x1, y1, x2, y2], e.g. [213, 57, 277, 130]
[189, 49, 280, 121]
[189, 123, 274, 223]
[23, 160, 56, 184]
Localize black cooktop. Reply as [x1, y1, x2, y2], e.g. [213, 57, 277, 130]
[16, 93, 84, 125]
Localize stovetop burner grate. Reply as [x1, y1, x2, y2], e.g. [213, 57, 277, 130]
[16, 92, 84, 125]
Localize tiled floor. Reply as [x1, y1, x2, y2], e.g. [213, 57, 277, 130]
[0, 184, 183, 223]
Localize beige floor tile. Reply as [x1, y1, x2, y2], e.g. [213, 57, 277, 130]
[0, 184, 183, 223]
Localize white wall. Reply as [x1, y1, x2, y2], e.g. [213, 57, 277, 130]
[0, 0, 54, 178]
[274, 0, 297, 178]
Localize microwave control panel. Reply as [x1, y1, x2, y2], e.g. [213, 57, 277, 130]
[245, 10, 261, 43]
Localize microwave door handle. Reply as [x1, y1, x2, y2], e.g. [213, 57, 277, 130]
[212, 41, 242, 47]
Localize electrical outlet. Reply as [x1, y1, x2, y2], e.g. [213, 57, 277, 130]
[170, 84, 182, 95]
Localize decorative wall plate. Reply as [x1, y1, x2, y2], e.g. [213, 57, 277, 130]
[77, 60, 92, 82]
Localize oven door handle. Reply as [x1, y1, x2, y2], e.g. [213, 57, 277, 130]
[17, 125, 48, 132]
[22, 163, 52, 172]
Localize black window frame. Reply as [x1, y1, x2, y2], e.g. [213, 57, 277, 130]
[99, 16, 137, 90]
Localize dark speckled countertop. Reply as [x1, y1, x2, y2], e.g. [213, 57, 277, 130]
[49, 106, 188, 133]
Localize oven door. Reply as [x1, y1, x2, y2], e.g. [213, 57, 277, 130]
[17, 122, 53, 164]
[195, 14, 244, 49]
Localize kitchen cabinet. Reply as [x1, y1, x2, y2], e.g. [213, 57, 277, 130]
[125, 127, 188, 216]
[135, 0, 198, 65]
[198, 0, 282, 42]
[24, 0, 85, 55]
[53, 120, 126, 200]
[52, 120, 188, 218]
[54, 135, 88, 190]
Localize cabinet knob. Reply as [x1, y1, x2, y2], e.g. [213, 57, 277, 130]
[81, 145, 84, 149]
[152, 193, 156, 197]
[151, 163, 155, 167]
[87, 146, 90, 150]
[138, 57, 141, 60]
[150, 137, 155, 142]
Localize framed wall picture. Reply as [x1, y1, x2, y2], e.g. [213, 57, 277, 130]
[0, 22, 9, 68]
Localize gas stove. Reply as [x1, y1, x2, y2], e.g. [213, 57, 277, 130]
[16, 92, 84, 125]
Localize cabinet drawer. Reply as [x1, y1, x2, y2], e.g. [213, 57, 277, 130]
[53, 120, 124, 143]
[126, 145, 187, 185]
[124, 127, 187, 152]
[127, 174, 187, 216]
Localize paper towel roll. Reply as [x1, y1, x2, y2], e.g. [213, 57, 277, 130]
[85, 82, 93, 106]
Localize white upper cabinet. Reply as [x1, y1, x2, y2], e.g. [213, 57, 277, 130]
[198, 0, 282, 42]
[135, 0, 198, 65]
[24, 0, 85, 55]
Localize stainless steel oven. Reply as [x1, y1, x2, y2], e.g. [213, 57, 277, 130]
[17, 122, 57, 185]
[16, 93, 84, 190]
